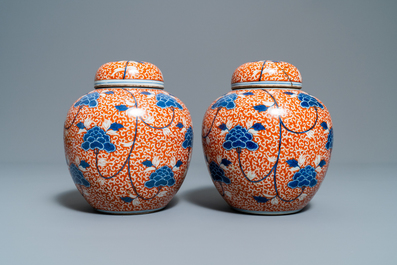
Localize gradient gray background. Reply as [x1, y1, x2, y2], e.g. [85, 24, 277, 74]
[1, 0, 396, 166]
[1, 1, 397, 264]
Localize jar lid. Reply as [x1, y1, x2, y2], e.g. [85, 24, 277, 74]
[231, 60, 302, 89]
[94, 61, 164, 89]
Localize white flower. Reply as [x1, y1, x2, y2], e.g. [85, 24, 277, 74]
[248, 128, 259, 135]
[126, 107, 145, 118]
[98, 158, 107, 167]
[158, 191, 167, 197]
[78, 165, 86, 172]
[262, 101, 274, 107]
[84, 118, 93, 128]
[170, 157, 176, 167]
[122, 142, 134, 147]
[216, 156, 222, 164]
[163, 128, 171, 136]
[298, 155, 306, 167]
[246, 120, 254, 129]
[126, 66, 139, 77]
[224, 191, 232, 198]
[267, 156, 277, 163]
[106, 130, 118, 136]
[226, 120, 233, 130]
[144, 166, 156, 172]
[133, 198, 141, 206]
[97, 178, 106, 185]
[77, 128, 87, 134]
[299, 194, 307, 201]
[220, 164, 228, 171]
[206, 137, 210, 145]
[152, 157, 160, 167]
[246, 171, 256, 180]
[306, 130, 314, 138]
[290, 166, 300, 172]
[315, 155, 321, 167]
[262, 67, 278, 75]
[111, 68, 125, 77]
[316, 167, 322, 173]
[74, 157, 80, 165]
[125, 100, 135, 106]
[102, 120, 111, 131]
[271, 197, 279, 205]
[145, 116, 155, 124]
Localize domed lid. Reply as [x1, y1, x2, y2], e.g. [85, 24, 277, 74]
[231, 60, 302, 89]
[94, 61, 164, 89]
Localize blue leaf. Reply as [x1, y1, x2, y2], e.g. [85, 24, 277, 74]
[140, 91, 151, 95]
[218, 123, 227, 130]
[221, 159, 231, 167]
[175, 160, 183, 167]
[76, 122, 85, 129]
[142, 160, 153, 167]
[283, 92, 294, 95]
[243, 92, 254, 96]
[79, 160, 90, 169]
[176, 123, 184, 129]
[120, 197, 133, 203]
[108, 123, 124, 131]
[253, 105, 268, 113]
[286, 159, 299, 168]
[252, 123, 266, 131]
[253, 196, 269, 203]
[319, 160, 326, 168]
[320, 122, 328, 130]
[115, 105, 129, 111]
[104, 91, 114, 94]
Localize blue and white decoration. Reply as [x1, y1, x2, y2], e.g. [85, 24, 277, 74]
[205, 89, 332, 205]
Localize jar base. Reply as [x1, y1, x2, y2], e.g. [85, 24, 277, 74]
[232, 207, 303, 215]
[95, 206, 166, 215]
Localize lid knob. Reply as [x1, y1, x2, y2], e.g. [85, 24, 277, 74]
[94, 61, 164, 89]
[231, 60, 302, 89]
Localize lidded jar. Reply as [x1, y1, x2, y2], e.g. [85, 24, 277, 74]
[202, 60, 333, 214]
[64, 61, 193, 214]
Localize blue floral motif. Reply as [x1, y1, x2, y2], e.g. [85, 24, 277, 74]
[156, 93, 183, 110]
[223, 125, 258, 151]
[82, 126, 116, 152]
[209, 161, 231, 184]
[212, 93, 238, 110]
[326, 127, 333, 150]
[297, 93, 324, 109]
[74, 92, 100, 108]
[288, 165, 317, 189]
[145, 166, 175, 188]
[182, 126, 193, 149]
[69, 163, 90, 187]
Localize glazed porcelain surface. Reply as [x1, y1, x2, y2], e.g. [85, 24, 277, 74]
[64, 61, 193, 213]
[202, 60, 333, 214]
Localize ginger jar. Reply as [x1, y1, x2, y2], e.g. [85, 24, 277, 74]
[64, 61, 193, 214]
[202, 60, 333, 214]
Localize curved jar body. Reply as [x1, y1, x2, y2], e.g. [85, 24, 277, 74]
[202, 61, 333, 214]
[64, 61, 193, 214]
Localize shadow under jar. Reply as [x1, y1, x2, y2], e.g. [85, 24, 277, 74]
[64, 61, 193, 214]
[202, 60, 333, 215]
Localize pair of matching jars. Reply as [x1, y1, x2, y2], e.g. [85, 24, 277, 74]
[64, 60, 333, 215]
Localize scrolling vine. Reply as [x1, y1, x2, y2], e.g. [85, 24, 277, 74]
[203, 89, 333, 205]
[64, 88, 192, 206]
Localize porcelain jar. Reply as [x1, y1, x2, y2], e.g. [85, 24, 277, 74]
[202, 60, 333, 214]
[64, 61, 193, 214]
